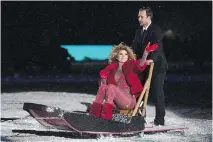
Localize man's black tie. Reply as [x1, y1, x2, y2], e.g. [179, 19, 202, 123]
[141, 29, 147, 44]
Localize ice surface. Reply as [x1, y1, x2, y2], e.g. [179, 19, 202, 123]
[1, 92, 212, 142]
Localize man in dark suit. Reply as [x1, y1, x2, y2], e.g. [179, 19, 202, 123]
[132, 7, 168, 126]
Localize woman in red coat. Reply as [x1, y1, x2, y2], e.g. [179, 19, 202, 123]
[89, 42, 158, 120]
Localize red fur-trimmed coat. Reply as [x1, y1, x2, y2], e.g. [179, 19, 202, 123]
[99, 59, 148, 98]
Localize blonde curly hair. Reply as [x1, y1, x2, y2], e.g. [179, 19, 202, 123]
[108, 42, 136, 64]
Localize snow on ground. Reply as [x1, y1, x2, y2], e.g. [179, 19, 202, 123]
[1, 92, 212, 142]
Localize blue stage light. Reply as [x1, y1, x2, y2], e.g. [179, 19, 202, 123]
[61, 45, 113, 61]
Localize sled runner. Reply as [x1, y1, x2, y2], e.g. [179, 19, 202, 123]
[23, 102, 187, 135]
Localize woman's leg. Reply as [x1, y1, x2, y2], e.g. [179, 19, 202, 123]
[89, 85, 107, 118]
[94, 84, 107, 104]
[100, 84, 136, 120]
[105, 84, 136, 110]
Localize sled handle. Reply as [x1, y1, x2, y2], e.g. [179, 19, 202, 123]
[129, 63, 154, 120]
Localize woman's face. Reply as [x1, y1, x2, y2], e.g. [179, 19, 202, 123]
[117, 50, 128, 63]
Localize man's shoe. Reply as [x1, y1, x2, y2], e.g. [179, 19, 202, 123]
[149, 121, 165, 126]
[154, 121, 165, 126]
[154, 117, 165, 126]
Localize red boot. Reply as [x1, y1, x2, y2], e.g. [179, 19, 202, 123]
[100, 103, 113, 120]
[89, 102, 102, 118]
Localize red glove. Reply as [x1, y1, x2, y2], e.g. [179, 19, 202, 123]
[100, 70, 108, 79]
[145, 42, 159, 53]
[99, 63, 115, 79]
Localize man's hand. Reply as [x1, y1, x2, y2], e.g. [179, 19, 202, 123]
[145, 42, 159, 53]
[146, 59, 153, 65]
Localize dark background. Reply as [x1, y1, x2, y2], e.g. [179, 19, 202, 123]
[1, 1, 212, 109]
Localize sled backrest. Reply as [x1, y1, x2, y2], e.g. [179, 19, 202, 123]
[119, 63, 154, 118]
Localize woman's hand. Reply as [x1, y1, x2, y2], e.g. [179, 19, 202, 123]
[100, 79, 107, 85]
[98, 79, 107, 86]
